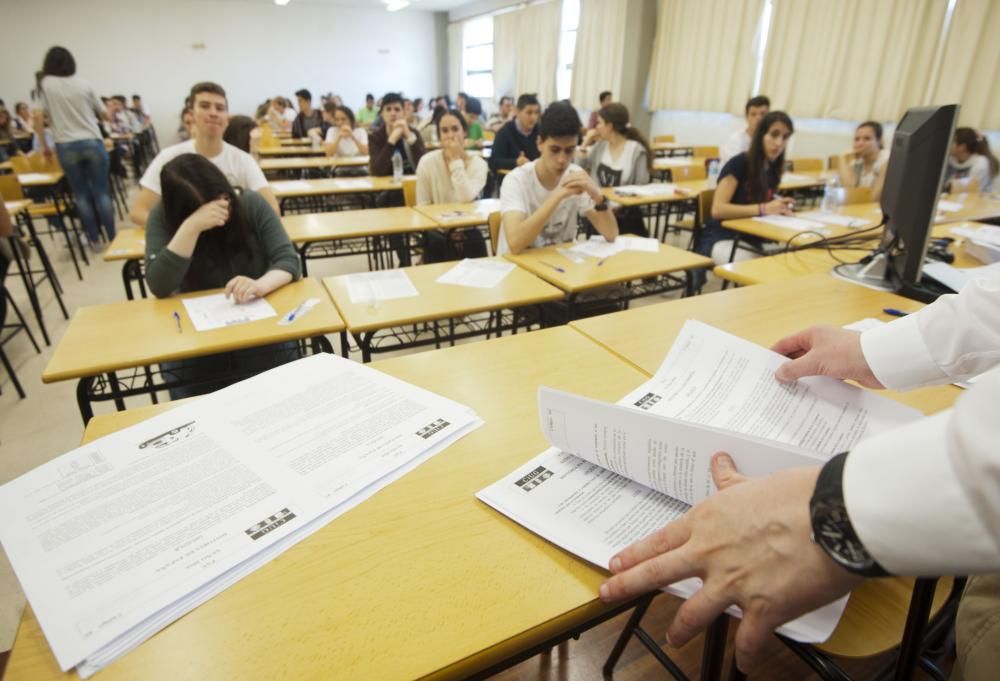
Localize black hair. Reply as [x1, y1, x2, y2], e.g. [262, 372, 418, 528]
[323, 103, 356, 127]
[380, 92, 404, 110]
[538, 101, 581, 140]
[112, 95, 127, 105]
[856, 120, 884, 149]
[746, 110, 794, 202]
[597, 103, 653, 175]
[159, 154, 258, 291]
[516, 93, 540, 110]
[599, 91, 612, 102]
[499, 96, 513, 106]
[413, 98, 424, 109]
[955, 127, 999, 177]
[465, 97, 482, 116]
[38, 46, 76, 91]
[365, 93, 374, 101]
[223, 115, 257, 153]
[132, 94, 142, 101]
[745, 95, 770, 115]
[295, 89, 312, 102]
[436, 108, 468, 136]
[190, 81, 228, 107]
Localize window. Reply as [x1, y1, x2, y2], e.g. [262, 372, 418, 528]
[556, 0, 580, 101]
[463, 17, 494, 99]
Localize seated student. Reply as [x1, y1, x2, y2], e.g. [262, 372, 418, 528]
[487, 96, 514, 133]
[456, 92, 468, 117]
[720, 95, 770, 167]
[0, 108, 18, 161]
[464, 97, 485, 148]
[576, 102, 653, 236]
[416, 109, 489, 260]
[944, 127, 998, 193]
[222, 115, 259, 155]
[694, 111, 795, 285]
[420, 104, 448, 145]
[145, 154, 300, 398]
[489, 93, 541, 173]
[356, 93, 378, 127]
[322, 103, 369, 157]
[131, 94, 150, 126]
[292, 89, 325, 139]
[267, 96, 294, 132]
[12, 102, 34, 153]
[836, 120, 889, 200]
[498, 101, 617, 256]
[403, 98, 417, 127]
[130, 82, 278, 226]
[586, 91, 612, 129]
[368, 91, 425, 177]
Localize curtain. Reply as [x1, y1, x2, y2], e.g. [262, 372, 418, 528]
[448, 21, 463, 98]
[760, 0, 948, 121]
[493, 11, 519, 101]
[927, 0, 1000, 130]
[570, 0, 628, 107]
[648, 0, 764, 114]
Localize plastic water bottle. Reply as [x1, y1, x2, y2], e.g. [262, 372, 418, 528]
[707, 159, 720, 188]
[392, 151, 403, 183]
[311, 133, 320, 149]
[821, 174, 841, 212]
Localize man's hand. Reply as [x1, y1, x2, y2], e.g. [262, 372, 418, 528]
[388, 120, 409, 144]
[771, 325, 884, 388]
[600, 453, 862, 673]
[560, 169, 598, 200]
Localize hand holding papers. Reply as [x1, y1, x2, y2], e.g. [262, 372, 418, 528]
[182, 292, 277, 331]
[478, 321, 921, 642]
[0, 354, 481, 676]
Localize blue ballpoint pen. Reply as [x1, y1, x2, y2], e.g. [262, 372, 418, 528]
[172, 311, 183, 332]
[883, 308, 909, 317]
[540, 261, 566, 273]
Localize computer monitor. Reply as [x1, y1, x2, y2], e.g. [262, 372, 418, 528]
[835, 104, 959, 302]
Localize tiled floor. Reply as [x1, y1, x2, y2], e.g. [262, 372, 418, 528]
[0, 192, 718, 662]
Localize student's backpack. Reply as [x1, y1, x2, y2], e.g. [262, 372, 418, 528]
[423, 227, 489, 263]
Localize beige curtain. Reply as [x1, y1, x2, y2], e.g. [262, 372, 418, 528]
[570, 0, 628, 107]
[648, 0, 764, 114]
[760, 0, 948, 121]
[927, 0, 1000, 130]
[493, 11, 519, 101]
[448, 22, 464, 98]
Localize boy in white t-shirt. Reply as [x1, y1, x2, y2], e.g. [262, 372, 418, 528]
[719, 95, 770, 168]
[130, 82, 279, 226]
[498, 102, 618, 255]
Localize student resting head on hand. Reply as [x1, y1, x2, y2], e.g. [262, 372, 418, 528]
[838, 121, 888, 200]
[945, 127, 998, 194]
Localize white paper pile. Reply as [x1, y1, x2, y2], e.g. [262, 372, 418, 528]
[182, 292, 277, 331]
[436, 258, 516, 288]
[345, 270, 419, 305]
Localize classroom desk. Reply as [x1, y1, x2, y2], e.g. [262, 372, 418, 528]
[323, 258, 565, 361]
[6, 326, 659, 681]
[41, 277, 345, 423]
[651, 142, 695, 156]
[652, 156, 704, 173]
[282, 207, 439, 273]
[270, 175, 414, 213]
[935, 192, 1000, 223]
[103, 228, 147, 299]
[714, 222, 987, 286]
[257, 145, 326, 157]
[259, 154, 369, 174]
[4, 199, 32, 216]
[504, 241, 712, 323]
[413, 198, 502, 228]
[0, 159, 14, 172]
[721, 201, 883, 247]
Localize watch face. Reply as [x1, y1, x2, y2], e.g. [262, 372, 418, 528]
[813, 501, 871, 570]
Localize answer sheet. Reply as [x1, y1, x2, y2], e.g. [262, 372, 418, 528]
[345, 270, 419, 304]
[751, 215, 829, 232]
[795, 211, 869, 228]
[436, 258, 516, 288]
[613, 183, 680, 197]
[0, 354, 482, 676]
[181, 292, 277, 331]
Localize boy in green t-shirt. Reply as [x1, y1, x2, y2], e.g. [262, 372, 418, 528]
[465, 96, 484, 149]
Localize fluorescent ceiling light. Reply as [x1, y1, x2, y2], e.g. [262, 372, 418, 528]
[385, 0, 410, 10]
[274, 0, 290, 5]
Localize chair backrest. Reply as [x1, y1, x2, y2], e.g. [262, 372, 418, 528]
[827, 155, 840, 171]
[402, 178, 417, 207]
[671, 165, 707, 182]
[842, 186, 873, 205]
[488, 211, 501, 254]
[691, 145, 719, 158]
[791, 158, 823, 172]
[28, 153, 61, 173]
[654, 134, 675, 144]
[697, 189, 716, 227]
[0, 175, 25, 201]
[9, 156, 32, 174]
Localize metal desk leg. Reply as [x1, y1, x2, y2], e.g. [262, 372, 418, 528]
[76, 377, 95, 424]
[893, 578, 938, 681]
[10, 234, 50, 345]
[107, 371, 127, 411]
[701, 616, 729, 681]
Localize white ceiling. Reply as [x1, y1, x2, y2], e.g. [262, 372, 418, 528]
[275, 0, 474, 11]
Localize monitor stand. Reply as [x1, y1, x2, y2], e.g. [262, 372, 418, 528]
[831, 252, 956, 303]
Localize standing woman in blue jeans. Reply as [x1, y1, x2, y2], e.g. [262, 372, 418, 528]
[33, 46, 115, 249]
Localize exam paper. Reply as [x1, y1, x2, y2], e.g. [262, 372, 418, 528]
[345, 270, 419, 304]
[614, 183, 680, 197]
[937, 199, 963, 212]
[779, 173, 815, 184]
[796, 211, 868, 228]
[751, 215, 829, 232]
[270, 180, 312, 191]
[656, 158, 697, 167]
[0, 354, 482, 676]
[14, 172, 52, 183]
[617, 235, 660, 252]
[334, 178, 375, 189]
[569, 239, 622, 259]
[436, 258, 516, 288]
[182, 293, 277, 331]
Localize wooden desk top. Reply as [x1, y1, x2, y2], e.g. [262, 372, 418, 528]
[0, 160, 13, 171]
[15, 171, 64, 188]
[103, 228, 146, 262]
[936, 192, 1000, 223]
[42, 278, 344, 382]
[653, 157, 703, 171]
[4, 199, 32, 216]
[282, 207, 438, 242]
[259, 155, 370, 171]
[258, 145, 325, 157]
[7, 327, 651, 681]
[652, 142, 695, 153]
[324, 258, 564, 332]
[270, 175, 413, 199]
[505, 241, 712, 293]
[603, 184, 700, 207]
[414, 198, 502, 228]
[722, 201, 882, 244]
[570, 273, 960, 414]
[714, 222, 987, 286]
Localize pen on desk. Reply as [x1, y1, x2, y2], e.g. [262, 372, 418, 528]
[172, 311, 183, 333]
[597, 257, 608, 266]
[285, 301, 307, 322]
[539, 261, 567, 273]
[883, 308, 909, 317]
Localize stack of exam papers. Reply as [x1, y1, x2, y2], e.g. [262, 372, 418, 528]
[0, 354, 482, 677]
[478, 320, 922, 642]
[436, 258, 516, 288]
[567, 235, 660, 260]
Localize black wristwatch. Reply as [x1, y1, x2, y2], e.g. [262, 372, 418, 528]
[594, 195, 610, 211]
[809, 452, 890, 577]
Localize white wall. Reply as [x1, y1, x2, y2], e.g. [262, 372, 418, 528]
[0, 0, 442, 146]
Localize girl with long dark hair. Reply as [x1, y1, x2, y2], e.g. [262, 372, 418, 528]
[945, 127, 998, 193]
